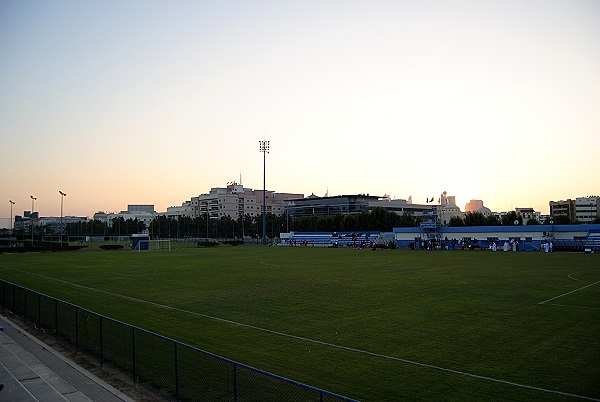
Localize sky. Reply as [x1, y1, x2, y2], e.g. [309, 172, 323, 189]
[1, 0, 599, 226]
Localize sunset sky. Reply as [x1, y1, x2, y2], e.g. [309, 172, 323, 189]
[1, 0, 599, 226]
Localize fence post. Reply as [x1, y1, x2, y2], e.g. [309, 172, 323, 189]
[75, 308, 79, 353]
[233, 363, 238, 402]
[174, 342, 179, 402]
[100, 317, 103, 366]
[38, 293, 41, 329]
[55, 299, 58, 340]
[132, 327, 136, 384]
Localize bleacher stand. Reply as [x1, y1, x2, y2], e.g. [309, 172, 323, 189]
[281, 232, 380, 248]
[585, 229, 600, 252]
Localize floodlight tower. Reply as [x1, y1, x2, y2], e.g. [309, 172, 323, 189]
[259, 140, 269, 246]
[30, 195, 37, 245]
[59, 191, 67, 243]
[9, 200, 15, 247]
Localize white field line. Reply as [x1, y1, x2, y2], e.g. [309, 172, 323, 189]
[568, 273, 589, 282]
[538, 281, 600, 305]
[568, 269, 600, 282]
[542, 303, 600, 311]
[3, 265, 599, 402]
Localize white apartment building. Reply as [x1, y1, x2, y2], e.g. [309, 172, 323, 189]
[165, 201, 195, 219]
[575, 196, 600, 223]
[167, 183, 303, 220]
[94, 205, 156, 226]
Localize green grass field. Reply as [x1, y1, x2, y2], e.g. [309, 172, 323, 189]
[1, 246, 599, 401]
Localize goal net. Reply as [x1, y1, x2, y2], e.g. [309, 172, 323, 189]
[133, 239, 171, 252]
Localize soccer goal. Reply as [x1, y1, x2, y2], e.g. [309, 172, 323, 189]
[133, 239, 171, 252]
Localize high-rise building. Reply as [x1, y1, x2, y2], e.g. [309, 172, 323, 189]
[575, 196, 600, 223]
[465, 200, 484, 213]
[549, 199, 576, 222]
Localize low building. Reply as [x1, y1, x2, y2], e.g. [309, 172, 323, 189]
[515, 207, 540, 224]
[286, 194, 380, 218]
[94, 205, 156, 227]
[393, 224, 600, 251]
[14, 211, 88, 234]
[127, 205, 155, 214]
[12, 211, 39, 231]
[36, 216, 88, 234]
[286, 194, 437, 219]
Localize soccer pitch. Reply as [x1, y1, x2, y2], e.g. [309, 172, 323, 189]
[1, 246, 599, 401]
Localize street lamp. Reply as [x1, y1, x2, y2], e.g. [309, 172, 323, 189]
[30, 195, 37, 246]
[259, 140, 269, 246]
[9, 200, 15, 247]
[59, 191, 67, 243]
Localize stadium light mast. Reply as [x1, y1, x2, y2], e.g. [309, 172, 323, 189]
[259, 140, 269, 246]
[30, 195, 37, 246]
[59, 191, 66, 243]
[9, 200, 15, 247]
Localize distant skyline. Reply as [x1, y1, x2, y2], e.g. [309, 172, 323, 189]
[1, 1, 599, 227]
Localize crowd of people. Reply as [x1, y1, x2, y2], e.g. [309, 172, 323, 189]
[408, 238, 555, 252]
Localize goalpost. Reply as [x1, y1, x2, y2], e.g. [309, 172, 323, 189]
[133, 239, 171, 252]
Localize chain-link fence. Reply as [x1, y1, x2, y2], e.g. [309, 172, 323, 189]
[0, 280, 357, 401]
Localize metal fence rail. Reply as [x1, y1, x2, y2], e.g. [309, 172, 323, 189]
[0, 280, 357, 402]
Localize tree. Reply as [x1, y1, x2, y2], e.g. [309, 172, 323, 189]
[485, 215, 500, 226]
[332, 212, 344, 231]
[397, 212, 416, 227]
[526, 218, 541, 225]
[341, 214, 357, 231]
[464, 212, 486, 226]
[150, 215, 176, 238]
[448, 216, 464, 227]
[355, 211, 371, 231]
[553, 215, 570, 225]
[501, 211, 522, 226]
[240, 214, 257, 238]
